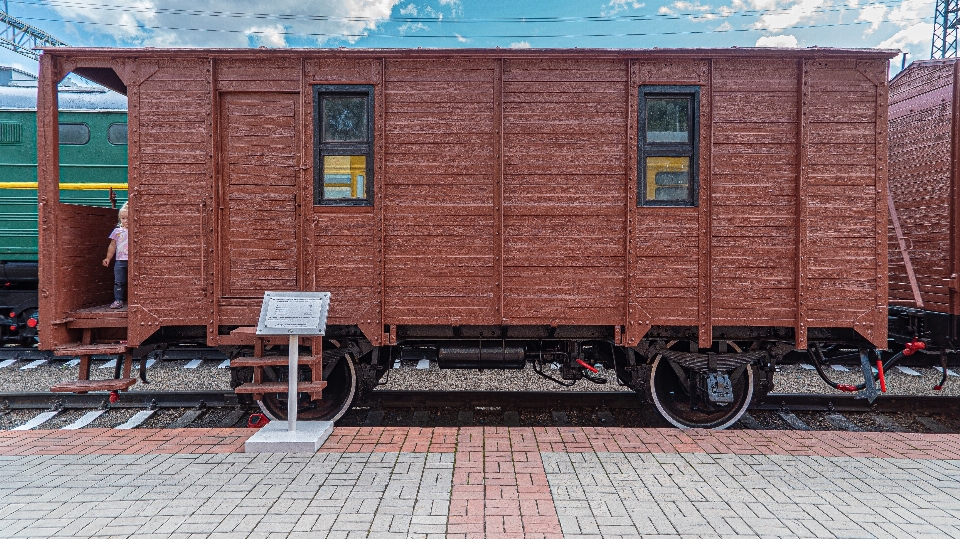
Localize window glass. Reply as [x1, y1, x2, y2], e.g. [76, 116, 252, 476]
[646, 98, 689, 143]
[59, 123, 90, 145]
[107, 123, 128, 145]
[645, 157, 690, 202]
[315, 85, 373, 205]
[323, 155, 367, 199]
[639, 86, 698, 207]
[323, 97, 367, 142]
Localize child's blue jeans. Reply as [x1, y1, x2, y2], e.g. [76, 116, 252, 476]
[114, 260, 128, 303]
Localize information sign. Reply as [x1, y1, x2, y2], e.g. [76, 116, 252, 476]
[256, 292, 330, 336]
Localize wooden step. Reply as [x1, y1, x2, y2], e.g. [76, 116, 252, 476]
[54, 343, 128, 356]
[235, 381, 327, 399]
[63, 305, 128, 329]
[230, 355, 322, 368]
[50, 378, 136, 393]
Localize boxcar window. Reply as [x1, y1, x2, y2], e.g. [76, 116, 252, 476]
[59, 123, 90, 145]
[107, 123, 128, 145]
[639, 86, 699, 206]
[314, 85, 374, 205]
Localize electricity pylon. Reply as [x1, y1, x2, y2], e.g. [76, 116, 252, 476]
[1, 1, 69, 61]
[933, 0, 960, 59]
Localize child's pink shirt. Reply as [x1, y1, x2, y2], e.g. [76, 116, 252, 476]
[109, 227, 128, 261]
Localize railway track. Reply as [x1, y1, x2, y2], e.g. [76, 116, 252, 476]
[2, 390, 959, 432]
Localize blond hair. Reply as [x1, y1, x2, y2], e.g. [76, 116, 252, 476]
[118, 201, 129, 227]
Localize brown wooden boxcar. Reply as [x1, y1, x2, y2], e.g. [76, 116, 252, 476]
[36, 47, 895, 428]
[889, 58, 960, 349]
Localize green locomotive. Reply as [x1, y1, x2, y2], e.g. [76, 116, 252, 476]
[0, 67, 127, 344]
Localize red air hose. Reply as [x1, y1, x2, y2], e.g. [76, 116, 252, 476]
[575, 359, 598, 373]
[876, 360, 886, 393]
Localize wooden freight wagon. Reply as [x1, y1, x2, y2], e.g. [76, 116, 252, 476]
[36, 47, 896, 428]
[889, 58, 960, 349]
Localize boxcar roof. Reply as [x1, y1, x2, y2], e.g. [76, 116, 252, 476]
[38, 46, 898, 96]
[40, 46, 899, 58]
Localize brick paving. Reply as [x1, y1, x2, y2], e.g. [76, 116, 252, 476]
[1, 427, 960, 537]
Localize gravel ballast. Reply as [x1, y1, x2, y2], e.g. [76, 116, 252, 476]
[1, 350, 959, 397]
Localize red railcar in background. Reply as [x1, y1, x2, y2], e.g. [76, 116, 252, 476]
[889, 59, 960, 356]
[36, 47, 896, 428]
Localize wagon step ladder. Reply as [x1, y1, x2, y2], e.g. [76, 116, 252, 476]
[231, 330, 326, 401]
[49, 329, 135, 393]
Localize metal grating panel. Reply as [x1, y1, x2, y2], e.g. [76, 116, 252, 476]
[0, 121, 21, 144]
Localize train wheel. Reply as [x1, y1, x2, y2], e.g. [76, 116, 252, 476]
[257, 351, 357, 423]
[648, 355, 754, 429]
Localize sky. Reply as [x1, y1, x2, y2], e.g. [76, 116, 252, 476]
[0, 0, 938, 79]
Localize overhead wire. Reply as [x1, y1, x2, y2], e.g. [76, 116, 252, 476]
[5, 0, 921, 42]
[10, 0, 913, 25]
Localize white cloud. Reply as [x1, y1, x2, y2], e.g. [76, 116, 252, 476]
[673, 1, 712, 11]
[743, 0, 778, 10]
[887, 0, 934, 25]
[878, 22, 932, 49]
[398, 22, 429, 34]
[455, 33, 469, 42]
[601, 0, 646, 17]
[510, 41, 532, 48]
[399, 3, 418, 16]
[246, 25, 288, 47]
[438, 0, 463, 17]
[48, 0, 402, 46]
[756, 34, 799, 46]
[857, 3, 887, 35]
[754, 0, 824, 32]
[715, 21, 733, 31]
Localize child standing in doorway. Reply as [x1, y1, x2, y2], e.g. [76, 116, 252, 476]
[102, 202, 129, 309]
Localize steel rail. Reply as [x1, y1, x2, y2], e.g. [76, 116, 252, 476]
[0, 390, 238, 409]
[1, 390, 959, 415]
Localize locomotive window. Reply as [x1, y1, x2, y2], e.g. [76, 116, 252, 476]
[107, 123, 128, 145]
[639, 86, 699, 207]
[58, 123, 90, 145]
[314, 85, 374, 205]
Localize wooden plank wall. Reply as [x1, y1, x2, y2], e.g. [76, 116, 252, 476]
[219, 92, 299, 297]
[56, 204, 116, 311]
[888, 61, 955, 314]
[710, 59, 798, 326]
[804, 60, 884, 327]
[502, 59, 626, 325]
[631, 61, 704, 330]
[382, 59, 498, 325]
[132, 59, 211, 333]
[309, 59, 382, 332]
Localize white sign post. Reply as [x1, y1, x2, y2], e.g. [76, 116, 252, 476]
[245, 291, 332, 453]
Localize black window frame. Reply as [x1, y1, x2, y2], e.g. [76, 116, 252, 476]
[313, 84, 374, 206]
[58, 122, 90, 146]
[107, 122, 128, 145]
[638, 85, 700, 207]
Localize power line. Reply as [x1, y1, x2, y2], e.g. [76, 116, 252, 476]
[13, 0, 913, 27]
[11, 11, 925, 41]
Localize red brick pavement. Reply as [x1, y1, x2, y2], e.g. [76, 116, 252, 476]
[2, 426, 959, 459]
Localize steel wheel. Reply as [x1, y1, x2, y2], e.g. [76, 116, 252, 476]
[257, 352, 357, 422]
[648, 354, 754, 429]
